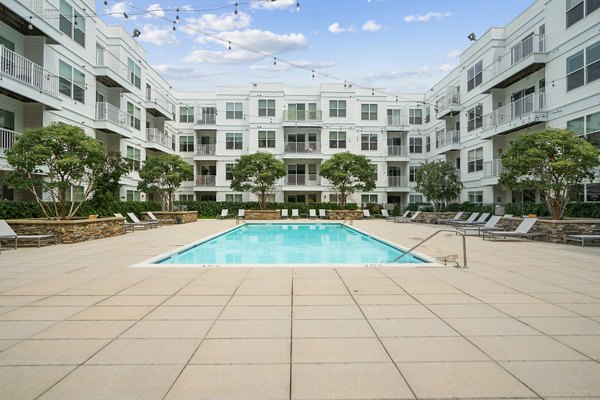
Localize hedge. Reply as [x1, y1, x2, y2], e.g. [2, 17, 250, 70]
[174, 201, 358, 218]
[0, 201, 161, 220]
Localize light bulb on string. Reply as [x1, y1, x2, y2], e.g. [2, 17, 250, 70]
[296, 1, 300, 11]
[28, 16, 33, 30]
[311, 70, 315, 79]
[175, 8, 180, 21]
[123, 12, 128, 19]
[228, 41, 232, 50]
[273, 57, 277, 66]
[103, 0, 108, 12]
[234, 1, 238, 15]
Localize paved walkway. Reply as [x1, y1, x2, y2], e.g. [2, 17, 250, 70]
[0, 219, 599, 399]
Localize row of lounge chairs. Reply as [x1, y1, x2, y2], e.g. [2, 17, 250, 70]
[218, 209, 331, 219]
[0, 220, 57, 253]
[114, 212, 175, 232]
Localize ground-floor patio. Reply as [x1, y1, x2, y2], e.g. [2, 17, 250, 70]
[0, 219, 599, 399]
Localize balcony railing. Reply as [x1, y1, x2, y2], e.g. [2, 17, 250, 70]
[0, 128, 20, 155]
[491, 34, 546, 78]
[387, 145, 408, 157]
[483, 92, 546, 130]
[145, 88, 174, 113]
[483, 159, 504, 178]
[196, 144, 216, 155]
[22, 0, 60, 30]
[146, 128, 172, 148]
[195, 175, 216, 186]
[388, 176, 408, 187]
[283, 110, 322, 122]
[284, 141, 320, 153]
[387, 114, 409, 127]
[194, 113, 216, 125]
[435, 86, 460, 116]
[285, 174, 319, 186]
[96, 48, 131, 83]
[0, 45, 59, 96]
[96, 102, 130, 127]
[435, 130, 460, 149]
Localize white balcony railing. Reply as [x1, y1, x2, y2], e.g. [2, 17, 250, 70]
[387, 114, 409, 127]
[483, 159, 504, 178]
[195, 175, 216, 186]
[388, 176, 409, 187]
[284, 174, 319, 186]
[387, 145, 409, 157]
[0, 45, 59, 96]
[96, 48, 131, 83]
[491, 34, 546, 78]
[482, 92, 546, 130]
[435, 86, 460, 114]
[0, 128, 20, 155]
[96, 102, 130, 127]
[194, 112, 216, 125]
[145, 88, 174, 114]
[283, 110, 322, 122]
[22, 0, 60, 30]
[196, 144, 216, 155]
[436, 130, 460, 149]
[284, 141, 320, 153]
[146, 128, 172, 148]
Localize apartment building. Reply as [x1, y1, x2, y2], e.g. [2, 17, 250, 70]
[1, 0, 599, 207]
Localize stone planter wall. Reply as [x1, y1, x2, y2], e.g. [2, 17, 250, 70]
[6, 217, 125, 244]
[326, 210, 365, 220]
[141, 211, 198, 224]
[245, 210, 281, 220]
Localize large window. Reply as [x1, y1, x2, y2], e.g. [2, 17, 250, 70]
[467, 147, 484, 173]
[127, 58, 141, 89]
[468, 191, 484, 204]
[568, 111, 600, 148]
[409, 165, 419, 182]
[126, 190, 141, 201]
[126, 146, 141, 171]
[409, 109, 422, 125]
[258, 99, 276, 117]
[409, 137, 422, 154]
[426, 136, 431, 152]
[329, 100, 346, 117]
[59, 60, 85, 103]
[226, 102, 243, 119]
[467, 105, 483, 131]
[127, 102, 140, 130]
[567, 40, 600, 91]
[425, 106, 431, 123]
[361, 104, 378, 120]
[409, 194, 423, 203]
[467, 60, 483, 91]
[179, 194, 195, 201]
[329, 131, 346, 149]
[361, 194, 378, 204]
[59, 0, 85, 47]
[225, 164, 235, 180]
[258, 130, 275, 148]
[387, 109, 402, 125]
[0, 109, 15, 130]
[226, 194, 243, 202]
[370, 164, 378, 182]
[361, 133, 377, 150]
[226, 132, 243, 149]
[567, 0, 600, 28]
[288, 103, 317, 120]
[179, 106, 194, 123]
[179, 135, 194, 152]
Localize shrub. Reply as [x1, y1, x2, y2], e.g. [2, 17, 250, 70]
[0, 201, 161, 220]
[174, 201, 356, 218]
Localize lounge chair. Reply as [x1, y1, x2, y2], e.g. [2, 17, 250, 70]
[455, 215, 502, 236]
[145, 211, 175, 226]
[218, 209, 230, 219]
[482, 218, 548, 241]
[379, 209, 390, 219]
[389, 210, 410, 222]
[454, 212, 490, 226]
[237, 209, 245, 220]
[438, 211, 464, 225]
[318, 209, 327, 219]
[0, 220, 57, 249]
[291, 209, 299, 219]
[127, 213, 160, 229]
[281, 209, 289, 219]
[395, 210, 421, 223]
[309, 209, 317, 219]
[564, 233, 600, 246]
[362, 209, 372, 219]
[450, 212, 480, 227]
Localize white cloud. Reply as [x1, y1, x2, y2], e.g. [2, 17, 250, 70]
[360, 64, 456, 81]
[251, 59, 336, 71]
[404, 11, 451, 23]
[328, 22, 354, 34]
[145, 3, 165, 18]
[444, 49, 462, 59]
[183, 49, 264, 64]
[137, 24, 180, 46]
[362, 20, 383, 32]
[185, 12, 251, 33]
[250, 0, 297, 10]
[107, 2, 137, 20]
[152, 64, 224, 80]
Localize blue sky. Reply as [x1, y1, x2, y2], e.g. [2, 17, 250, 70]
[98, 0, 535, 93]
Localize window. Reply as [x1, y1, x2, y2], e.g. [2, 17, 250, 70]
[468, 191, 484, 204]
[126, 190, 141, 202]
[258, 99, 276, 117]
[127, 102, 141, 130]
[329, 194, 340, 204]
[370, 164, 378, 182]
[409, 137, 422, 154]
[226, 102, 243, 119]
[225, 164, 235, 180]
[226, 194, 243, 202]
[126, 146, 141, 171]
[425, 106, 431, 123]
[409, 109, 422, 125]
[361, 194, 378, 204]
[179, 194, 194, 201]
[567, 116, 585, 135]
[127, 58, 141, 89]
[586, 41, 600, 84]
[570, 111, 600, 148]
[567, 41, 600, 91]
[567, 0, 599, 27]
[58, 60, 85, 103]
[258, 130, 275, 148]
[0, 109, 15, 130]
[329, 131, 346, 149]
[467, 147, 484, 173]
[387, 109, 401, 125]
[361, 133, 377, 150]
[329, 100, 346, 117]
[567, 50, 585, 90]
[426, 136, 431, 152]
[467, 60, 483, 91]
[226, 132, 243, 149]
[467, 105, 483, 131]
[288, 103, 317, 120]
[65, 185, 85, 202]
[179, 106, 194, 123]
[409, 194, 423, 204]
[179, 135, 194, 152]
[409, 165, 419, 182]
[59, 0, 85, 47]
[361, 104, 378, 120]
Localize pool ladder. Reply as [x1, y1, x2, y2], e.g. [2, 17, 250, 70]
[391, 229, 468, 269]
[342, 217, 353, 226]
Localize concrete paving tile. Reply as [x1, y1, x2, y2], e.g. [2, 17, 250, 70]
[0, 339, 19, 352]
[145, 306, 223, 320]
[292, 295, 355, 305]
[361, 304, 437, 319]
[427, 303, 508, 318]
[553, 335, 600, 360]
[501, 361, 600, 398]
[531, 292, 600, 304]
[445, 318, 541, 336]
[229, 295, 291, 305]
[469, 335, 589, 361]
[352, 294, 418, 305]
[0, 306, 86, 321]
[97, 295, 169, 306]
[0, 366, 75, 400]
[68, 306, 154, 321]
[412, 293, 482, 304]
[191, 338, 289, 364]
[87, 338, 200, 365]
[38, 365, 182, 400]
[293, 319, 374, 338]
[207, 320, 291, 338]
[345, 284, 406, 295]
[165, 364, 289, 400]
[518, 317, 600, 335]
[394, 282, 462, 294]
[399, 361, 535, 399]
[292, 285, 349, 295]
[162, 295, 231, 306]
[236, 279, 292, 295]
[473, 293, 545, 304]
[0, 339, 109, 365]
[492, 303, 578, 317]
[0, 321, 60, 339]
[556, 303, 600, 316]
[293, 338, 390, 363]
[293, 305, 364, 319]
[0, 306, 16, 315]
[220, 305, 291, 320]
[292, 363, 414, 400]
[177, 283, 240, 296]
[30, 296, 108, 306]
[370, 318, 458, 337]
[0, 296, 45, 306]
[32, 320, 135, 339]
[121, 320, 213, 339]
[382, 337, 490, 362]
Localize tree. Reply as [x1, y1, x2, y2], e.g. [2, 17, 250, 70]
[91, 152, 132, 205]
[415, 160, 463, 212]
[499, 128, 600, 220]
[230, 152, 286, 209]
[319, 152, 375, 208]
[6, 124, 106, 220]
[137, 154, 194, 212]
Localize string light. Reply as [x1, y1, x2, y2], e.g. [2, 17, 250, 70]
[103, 0, 108, 12]
[311, 70, 315, 79]
[273, 57, 277, 66]
[123, 11, 128, 19]
[172, 21, 176, 31]
[28, 16, 33, 30]
[175, 8, 180, 21]
[234, 1, 238, 15]
[296, 1, 300, 12]
[228, 41, 232, 50]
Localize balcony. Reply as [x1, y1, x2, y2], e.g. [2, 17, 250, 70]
[387, 114, 409, 129]
[435, 130, 461, 154]
[0, 45, 61, 110]
[284, 174, 320, 186]
[3, 0, 61, 43]
[388, 176, 409, 188]
[284, 141, 321, 154]
[193, 111, 216, 127]
[481, 34, 546, 93]
[195, 175, 216, 186]
[435, 87, 461, 119]
[95, 102, 133, 138]
[146, 128, 172, 152]
[481, 92, 547, 139]
[283, 110, 322, 125]
[95, 48, 132, 92]
[0, 128, 19, 156]
[482, 159, 504, 185]
[145, 89, 174, 120]
[195, 144, 216, 156]
[387, 145, 409, 158]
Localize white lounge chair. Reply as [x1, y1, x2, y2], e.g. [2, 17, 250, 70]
[483, 218, 548, 241]
[218, 209, 230, 219]
[395, 210, 421, 223]
[291, 209, 299, 219]
[451, 212, 480, 226]
[309, 209, 317, 219]
[455, 215, 501, 236]
[379, 209, 390, 219]
[362, 209, 372, 219]
[237, 209, 245, 220]
[439, 211, 464, 225]
[127, 212, 160, 228]
[389, 210, 409, 222]
[0, 220, 57, 249]
[145, 211, 175, 226]
[318, 209, 327, 219]
[114, 213, 148, 231]
[281, 209, 289, 219]
[564, 233, 600, 246]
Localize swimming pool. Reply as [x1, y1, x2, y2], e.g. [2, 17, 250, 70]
[152, 223, 430, 266]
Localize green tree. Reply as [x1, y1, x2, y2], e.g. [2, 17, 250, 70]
[415, 160, 463, 212]
[319, 152, 375, 208]
[6, 124, 105, 220]
[230, 152, 286, 209]
[499, 128, 600, 220]
[91, 152, 132, 205]
[137, 154, 194, 212]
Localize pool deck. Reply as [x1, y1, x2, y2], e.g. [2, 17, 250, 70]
[0, 219, 599, 399]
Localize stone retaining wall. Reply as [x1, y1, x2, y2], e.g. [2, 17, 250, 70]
[245, 210, 280, 220]
[326, 210, 364, 220]
[142, 211, 198, 224]
[5, 218, 125, 244]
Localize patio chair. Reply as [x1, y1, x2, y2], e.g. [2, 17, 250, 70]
[438, 211, 464, 225]
[237, 209, 245, 220]
[145, 211, 176, 226]
[218, 209, 230, 219]
[291, 209, 300, 219]
[126, 213, 160, 229]
[389, 210, 409, 222]
[309, 209, 317, 219]
[379, 209, 390, 219]
[455, 215, 502, 236]
[395, 210, 421, 223]
[0, 220, 57, 249]
[563, 232, 600, 246]
[362, 209, 372, 219]
[450, 212, 480, 226]
[482, 218, 548, 241]
[318, 209, 327, 219]
[281, 209, 289, 219]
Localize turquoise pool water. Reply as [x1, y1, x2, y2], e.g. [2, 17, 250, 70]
[156, 223, 426, 265]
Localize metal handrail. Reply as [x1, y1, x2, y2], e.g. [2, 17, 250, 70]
[342, 217, 353, 226]
[391, 229, 467, 268]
